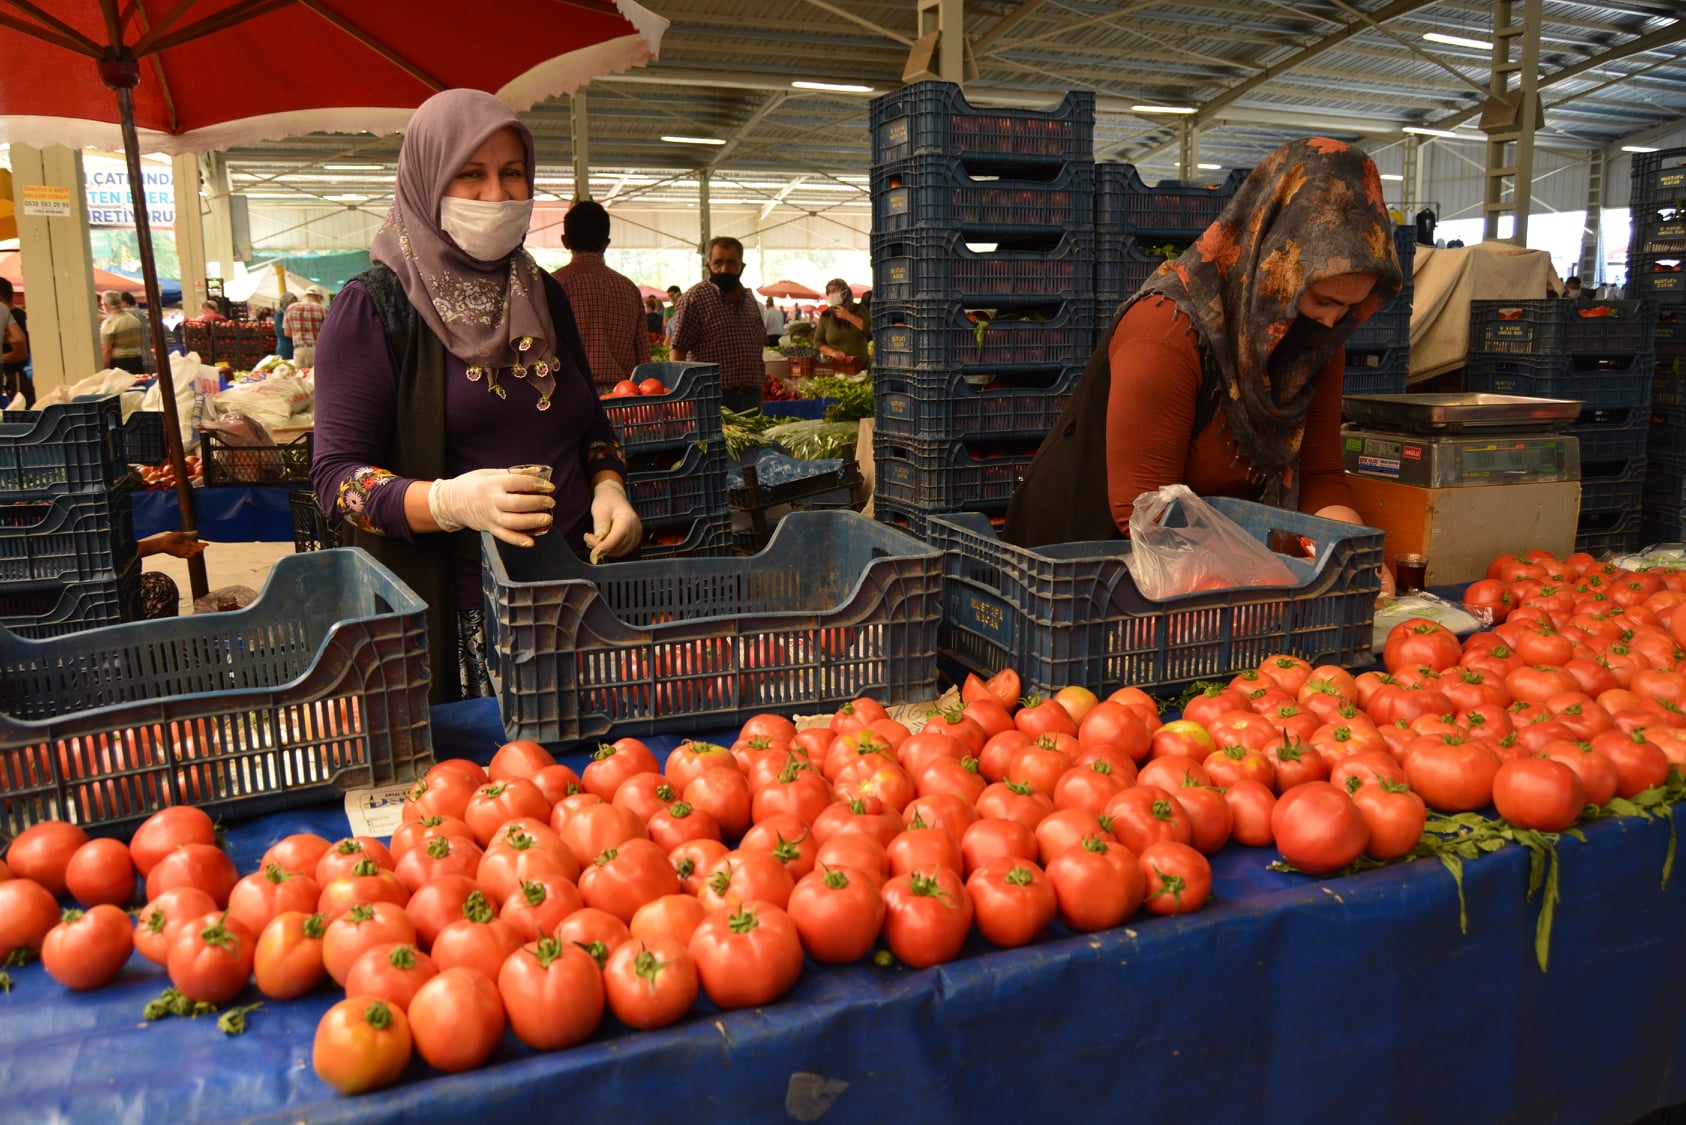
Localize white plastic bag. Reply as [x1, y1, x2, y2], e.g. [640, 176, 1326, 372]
[1125, 484, 1298, 599]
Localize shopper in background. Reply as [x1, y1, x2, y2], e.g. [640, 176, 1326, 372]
[552, 199, 647, 390]
[644, 295, 666, 335]
[670, 236, 767, 412]
[663, 284, 682, 338]
[311, 87, 638, 703]
[198, 299, 229, 322]
[762, 295, 786, 347]
[119, 290, 156, 372]
[812, 279, 870, 369]
[1005, 137, 1402, 569]
[0, 278, 27, 403]
[99, 290, 147, 374]
[1563, 275, 1589, 302]
[274, 292, 297, 360]
[283, 286, 328, 369]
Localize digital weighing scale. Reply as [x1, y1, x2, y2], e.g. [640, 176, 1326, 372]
[1339, 393, 1586, 584]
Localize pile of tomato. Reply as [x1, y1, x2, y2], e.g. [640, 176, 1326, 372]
[600, 376, 669, 399]
[134, 455, 203, 491]
[2, 545, 1683, 1097]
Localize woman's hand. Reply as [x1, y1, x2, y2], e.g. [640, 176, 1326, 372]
[138, 530, 205, 560]
[426, 469, 555, 547]
[583, 479, 640, 563]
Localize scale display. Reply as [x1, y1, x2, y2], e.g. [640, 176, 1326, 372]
[1342, 427, 1580, 488]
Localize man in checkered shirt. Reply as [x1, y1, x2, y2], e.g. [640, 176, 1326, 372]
[282, 286, 328, 369]
[551, 199, 648, 390]
[670, 236, 766, 412]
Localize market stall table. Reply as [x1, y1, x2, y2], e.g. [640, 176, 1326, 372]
[1, 697, 1682, 1125]
[130, 484, 300, 543]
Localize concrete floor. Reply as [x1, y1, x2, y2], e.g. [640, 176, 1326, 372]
[146, 537, 296, 616]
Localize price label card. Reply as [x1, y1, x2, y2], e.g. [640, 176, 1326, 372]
[343, 782, 414, 838]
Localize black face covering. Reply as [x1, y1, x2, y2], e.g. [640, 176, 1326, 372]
[709, 270, 743, 294]
[1267, 314, 1336, 401]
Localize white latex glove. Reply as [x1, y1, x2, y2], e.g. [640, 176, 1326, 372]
[583, 479, 641, 563]
[428, 468, 555, 547]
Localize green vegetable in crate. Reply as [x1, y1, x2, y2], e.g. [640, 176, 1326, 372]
[762, 420, 858, 461]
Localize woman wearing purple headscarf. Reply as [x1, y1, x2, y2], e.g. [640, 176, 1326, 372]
[312, 88, 640, 703]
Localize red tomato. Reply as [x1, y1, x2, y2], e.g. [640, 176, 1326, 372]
[6, 820, 89, 896]
[463, 779, 552, 846]
[315, 837, 396, 884]
[1402, 739, 1501, 813]
[254, 910, 329, 1000]
[41, 904, 133, 990]
[344, 942, 439, 1012]
[477, 827, 579, 904]
[688, 902, 805, 1007]
[739, 814, 819, 880]
[1052, 760, 1130, 816]
[1103, 785, 1193, 853]
[1590, 729, 1671, 797]
[885, 825, 966, 877]
[900, 793, 979, 842]
[317, 860, 410, 920]
[786, 864, 885, 963]
[813, 834, 890, 888]
[402, 772, 479, 823]
[227, 863, 321, 939]
[880, 867, 973, 967]
[1222, 779, 1278, 847]
[578, 839, 682, 923]
[427, 757, 489, 787]
[1539, 740, 1620, 807]
[974, 779, 1055, 832]
[1150, 719, 1217, 762]
[669, 839, 731, 896]
[132, 885, 217, 966]
[1014, 695, 1077, 738]
[500, 875, 585, 943]
[603, 935, 697, 1029]
[323, 901, 419, 985]
[145, 842, 239, 908]
[167, 910, 257, 1004]
[646, 801, 724, 852]
[1349, 779, 1427, 860]
[923, 710, 988, 756]
[1492, 757, 1586, 831]
[557, 802, 650, 870]
[313, 997, 412, 1095]
[1272, 781, 1369, 875]
[408, 966, 507, 1073]
[682, 770, 753, 840]
[63, 837, 136, 908]
[1263, 737, 1329, 792]
[958, 817, 1039, 878]
[608, 379, 641, 397]
[1031, 807, 1113, 865]
[488, 739, 555, 782]
[628, 893, 709, 947]
[554, 906, 632, 962]
[1137, 754, 1213, 793]
[1175, 786, 1235, 854]
[430, 894, 525, 981]
[753, 763, 835, 824]
[402, 874, 481, 953]
[966, 857, 1056, 948]
[497, 936, 605, 1050]
[1044, 836, 1144, 931]
[665, 740, 739, 792]
[1138, 841, 1213, 915]
[129, 806, 215, 877]
[260, 832, 333, 877]
[696, 850, 795, 912]
[0, 877, 60, 962]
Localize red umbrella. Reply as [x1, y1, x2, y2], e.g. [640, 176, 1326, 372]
[0, 251, 149, 303]
[756, 280, 825, 300]
[637, 284, 670, 301]
[0, 0, 665, 598]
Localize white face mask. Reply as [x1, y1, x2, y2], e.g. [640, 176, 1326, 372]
[827, 291, 845, 307]
[439, 196, 534, 261]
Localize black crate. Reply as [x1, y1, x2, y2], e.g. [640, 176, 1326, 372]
[1094, 236, 1184, 304]
[1095, 163, 1248, 239]
[1466, 351, 1653, 410]
[600, 362, 724, 456]
[1575, 509, 1642, 557]
[1657, 315, 1685, 358]
[1342, 349, 1410, 397]
[1632, 211, 1686, 256]
[0, 487, 135, 584]
[869, 82, 1095, 168]
[1630, 147, 1686, 208]
[874, 363, 1080, 442]
[0, 557, 143, 640]
[1468, 299, 1657, 356]
[1628, 255, 1686, 305]
[871, 227, 1094, 305]
[1347, 301, 1412, 352]
[872, 155, 1095, 237]
[1573, 413, 1649, 463]
[121, 412, 167, 466]
[626, 441, 730, 526]
[201, 431, 312, 487]
[1579, 457, 1647, 513]
[874, 435, 1038, 514]
[638, 511, 735, 560]
[289, 489, 343, 553]
[873, 300, 1098, 372]
[0, 396, 127, 498]
[873, 495, 1007, 543]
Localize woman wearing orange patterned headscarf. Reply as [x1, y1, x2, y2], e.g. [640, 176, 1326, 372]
[1005, 137, 1403, 554]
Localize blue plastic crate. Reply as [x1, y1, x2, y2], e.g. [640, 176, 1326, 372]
[626, 441, 729, 526]
[869, 82, 1095, 168]
[1347, 298, 1413, 352]
[871, 227, 1094, 305]
[1579, 457, 1647, 513]
[1630, 147, 1686, 208]
[1649, 407, 1686, 459]
[1631, 212, 1686, 256]
[1095, 163, 1247, 239]
[1466, 351, 1654, 410]
[0, 486, 136, 584]
[872, 155, 1095, 236]
[1469, 299, 1657, 355]
[0, 396, 126, 498]
[0, 558, 142, 640]
[874, 496, 1010, 543]
[928, 499, 1383, 698]
[600, 362, 725, 456]
[1657, 316, 1685, 357]
[1642, 517, 1685, 547]
[1576, 509, 1642, 557]
[873, 364, 1080, 442]
[1627, 256, 1686, 305]
[0, 548, 432, 838]
[637, 511, 734, 560]
[121, 412, 167, 466]
[1391, 225, 1419, 291]
[1655, 367, 1686, 407]
[873, 300, 1098, 372]
[1644, 450, 1686, 507]
[1342, 349, 1410, 397]
[874, 435, 1039, 513]
[482, 511, 941, 744]
[1094, 236, 1183, 303]
[1572, 414, 1649, 462]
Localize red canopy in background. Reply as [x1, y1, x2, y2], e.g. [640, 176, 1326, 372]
[757, 280, 824, 300]
[0, 251, 147, 306]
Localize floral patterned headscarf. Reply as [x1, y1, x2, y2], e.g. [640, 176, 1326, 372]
[1123, 137, 1403, 507]
[371, 88, 561, 409]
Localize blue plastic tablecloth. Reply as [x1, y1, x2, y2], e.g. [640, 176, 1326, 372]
[132, 485, 299, 543]
[2, 697, 1683, 1124]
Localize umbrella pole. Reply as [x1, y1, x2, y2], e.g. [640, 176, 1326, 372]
[105, 74, 208, 601]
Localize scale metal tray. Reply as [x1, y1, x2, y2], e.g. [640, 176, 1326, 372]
[1341, 392, 1584, 434]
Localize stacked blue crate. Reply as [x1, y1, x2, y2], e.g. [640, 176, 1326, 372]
[1091, 164, 1248, 310]
[868, 82, 1096, 538]
[0, 396, 141, 636]
[600, 362, 732, 558]
[1632, 148, 1686, 543]
[1341, 225, 1417, 396]
[1467, 297, 1657, 554]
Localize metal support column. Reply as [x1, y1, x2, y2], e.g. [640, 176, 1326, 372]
[697, 169, 711, 267]
[571, 92, 592, 201]
[1579, 149, 1604, 284]
[1481, 0, 1544, 244]
[1178, 121, 1196, 182]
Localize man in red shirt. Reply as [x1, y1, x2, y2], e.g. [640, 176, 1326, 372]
[283, 286, 328, 368]
[551, 200, 648, 390]
[670, 236, 766, 412]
